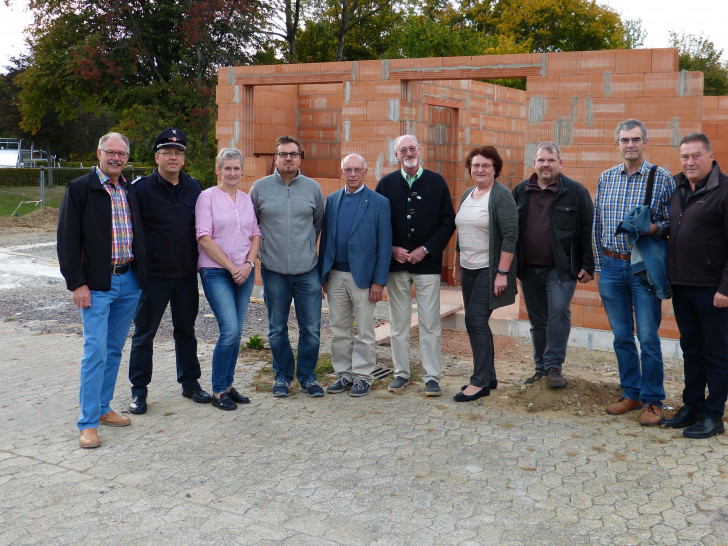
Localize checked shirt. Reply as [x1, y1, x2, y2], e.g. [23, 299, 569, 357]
[592, 159, 675, 272]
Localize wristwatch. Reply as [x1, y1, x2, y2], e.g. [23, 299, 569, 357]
[496, 269, 508, 276]
[247, 261, 255, 268]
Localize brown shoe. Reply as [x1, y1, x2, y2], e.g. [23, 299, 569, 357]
[79, 428, 100, 449]
[639, 404, 663, 426]
[99, 410, 131, 427]
[606, 397, 642, 415]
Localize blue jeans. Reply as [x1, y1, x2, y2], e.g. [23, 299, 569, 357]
[129, 273, 202, 397]
[261, 266, 321, 385]
[78, 269, 141, 430]
[598, 256, 665, 405]
[672, 285, 728, 420]
[200, 267, 254, 394]
[520, 266, 577, 374]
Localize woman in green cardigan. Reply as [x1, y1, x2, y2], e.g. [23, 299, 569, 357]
[453, 146, 518, 402]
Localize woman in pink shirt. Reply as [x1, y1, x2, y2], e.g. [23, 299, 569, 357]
[196, 148, 261, 410]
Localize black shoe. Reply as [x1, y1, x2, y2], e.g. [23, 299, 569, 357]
[327, 377, 353, 394]
[524, 372, 543, 384]
[662, 406, 699, 429]
[227, 387, 250, 404]
[211, 392, 237, 411]
[453, 386, 490, 402]
[182, 387, 212, 404]
[461, 379, 497, 391]
[546, 368, 567, 388]
[349, 379, 371, 397]
[683, 416, 725, 439]
[388, 376, 409, 392]
[425, 380, 441, 396]
[129, 395, 147, 415]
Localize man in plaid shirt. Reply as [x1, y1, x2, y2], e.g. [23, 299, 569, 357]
[58, 132, 146, 449]
[592, 119, 675, 426]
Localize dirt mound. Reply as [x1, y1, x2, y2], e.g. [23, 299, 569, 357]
[0, 207, 59, 229]
[508, 377, 622, 415]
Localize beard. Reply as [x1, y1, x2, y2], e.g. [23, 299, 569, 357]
[403, 158, 418, 169]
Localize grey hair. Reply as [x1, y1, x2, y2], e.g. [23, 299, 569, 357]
[98, 132, 130, 153]
[394, 134, 419, 150]
[679, 132, 712, 152]
[341, 153, 368, 169]
[216, 148, 244, 170]
[535, 141, 561, 159]
[615, 119, 647, 142]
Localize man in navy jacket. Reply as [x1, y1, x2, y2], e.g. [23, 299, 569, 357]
[319, 154, 392, 397]
[127, 128, 211, 415]
[58, 132, 146, 448]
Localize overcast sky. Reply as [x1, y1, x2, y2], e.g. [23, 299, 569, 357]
[1, 0, 726, 72]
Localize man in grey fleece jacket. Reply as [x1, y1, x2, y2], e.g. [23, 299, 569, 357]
[250, 135, 325, 398]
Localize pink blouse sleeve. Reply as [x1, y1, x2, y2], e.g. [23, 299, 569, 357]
[195, 188, 213, 239]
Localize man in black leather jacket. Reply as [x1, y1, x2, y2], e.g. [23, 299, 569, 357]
[512, 141, 594, 388]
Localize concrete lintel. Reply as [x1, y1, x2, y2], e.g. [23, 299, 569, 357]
[389, 64, 543, 81]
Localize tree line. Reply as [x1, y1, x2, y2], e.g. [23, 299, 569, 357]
[0, 0, 725, 186]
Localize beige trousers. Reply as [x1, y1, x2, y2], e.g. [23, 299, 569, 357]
[386, 271, 441, 382]
[327, 270, 376, 383]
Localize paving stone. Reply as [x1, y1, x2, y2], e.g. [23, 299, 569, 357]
[3, 320, 728, 542]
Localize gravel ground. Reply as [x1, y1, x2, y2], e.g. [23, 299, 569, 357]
[1, 209, 689, 415]
[0, 213, 380, 368]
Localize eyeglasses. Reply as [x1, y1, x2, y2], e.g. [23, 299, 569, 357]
[397, 146, 418, 155]
[101, 150, 129, 159]
[157, 150, 185, 157]
[342, 168, 365, 175]
[618, 137, 643, 145]
[471, 163, 494, 170]
[276, 152, 301, 159]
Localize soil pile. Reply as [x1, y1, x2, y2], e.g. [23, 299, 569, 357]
[0, 207, 60, 229]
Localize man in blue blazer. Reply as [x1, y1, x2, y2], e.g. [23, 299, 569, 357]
[319, 154, 392, 397]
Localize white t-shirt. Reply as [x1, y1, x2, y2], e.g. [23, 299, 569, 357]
[455, 189, 490, 269]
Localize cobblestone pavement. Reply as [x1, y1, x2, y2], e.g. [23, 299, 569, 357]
[2, 320, 728, 545]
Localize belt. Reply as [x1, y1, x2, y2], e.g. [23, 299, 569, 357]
[603, 249, 631, 260]
[111, 262, 131, 275]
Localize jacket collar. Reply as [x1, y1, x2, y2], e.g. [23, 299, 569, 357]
[675, 160, 721, 192]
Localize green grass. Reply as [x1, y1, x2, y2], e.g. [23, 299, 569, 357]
[251, 352, 335, 392]
[0, 186, 65, 217]
[244, 334, 265, 350]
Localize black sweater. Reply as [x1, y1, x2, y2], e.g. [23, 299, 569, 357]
[375, 168, 456, 275]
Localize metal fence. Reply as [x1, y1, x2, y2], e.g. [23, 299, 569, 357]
[0, 166, 153, 206]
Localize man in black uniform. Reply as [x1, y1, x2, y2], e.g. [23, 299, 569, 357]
[127, 128, 211, 414]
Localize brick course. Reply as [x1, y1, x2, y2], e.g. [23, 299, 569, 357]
[216, 49, 727, 338]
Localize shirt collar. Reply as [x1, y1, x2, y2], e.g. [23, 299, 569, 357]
[344, 184, 365, 195]
[401, 165, 423, 185]
[96, 166, 127, 188]
[525, 172, 559, 192]
[620, 159, 649, 176]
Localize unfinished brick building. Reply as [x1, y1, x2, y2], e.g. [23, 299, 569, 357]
[216, 48, 728, 339]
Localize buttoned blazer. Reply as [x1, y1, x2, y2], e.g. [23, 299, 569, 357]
[319, 186, 392, 289]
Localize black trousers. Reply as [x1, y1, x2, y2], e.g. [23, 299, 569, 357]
[672, 285, 728, 420]
[461, 267, 495, 387]
[129, 273, 202, 397]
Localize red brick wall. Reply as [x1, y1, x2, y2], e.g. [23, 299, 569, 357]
[216, 49, 728, 338]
